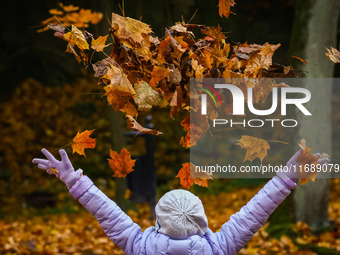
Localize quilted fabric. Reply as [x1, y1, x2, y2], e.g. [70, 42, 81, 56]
[69, 175, 296, 255]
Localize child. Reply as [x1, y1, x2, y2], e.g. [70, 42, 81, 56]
[32, 148, 328, 255]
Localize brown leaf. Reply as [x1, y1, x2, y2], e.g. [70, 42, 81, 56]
[149, 66, 171, 87]
[170, 23, 194, 35]
[104, 85, 132, 111]
[108, 148, 136, 178]
[66, 43, 82, 63]
[218, 0, 236, 19]
[133, 81, 168, 110]
[120, 101, 138, 117]
[245, 43, 281, 76]
[111, 12, 152, 45]
[126, 115, 163, 136]
[71, 129, 96, 157]
[92, 58, 114, 77]
[236, 135, 270, 162]
[192, 59, 205, 78]
[201, 26, 226, 43]
[325, 47, 340, 63]
[101, 65, 135, 95]
[176, 162, 211, 189]
[156, 36, 171, 64]
[297, 139, 319, 185]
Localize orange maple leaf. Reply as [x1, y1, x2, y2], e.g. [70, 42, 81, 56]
[236, 135, 270, 163]
[71, 129, 96, 157]
[108, 148, 136, 178]
[176, 162, 212, 189]
[218, 0, 236, 19]
[297, 139, 319, 185]
[157, 36, 171, 64]
[149, 66, 170, 87]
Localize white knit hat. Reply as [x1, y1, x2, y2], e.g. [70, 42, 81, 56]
[155, 189, 208, 239]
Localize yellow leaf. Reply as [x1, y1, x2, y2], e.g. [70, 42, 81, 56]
[111, 12, 152, 45]
[91, 35, 112, 52]
[102, 65, 135, 95]
[64, 25, 89, 51]
[133, 81, 168, 110]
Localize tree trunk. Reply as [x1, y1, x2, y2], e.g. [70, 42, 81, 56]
[290, 0, 339, 233]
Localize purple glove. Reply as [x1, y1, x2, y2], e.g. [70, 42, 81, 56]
[32, 148, 83, 189]
[277, 150, 330, 182]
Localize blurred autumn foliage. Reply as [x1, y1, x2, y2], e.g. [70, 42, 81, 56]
[0, 77, 188, 215]
[0, 78, 108, 214]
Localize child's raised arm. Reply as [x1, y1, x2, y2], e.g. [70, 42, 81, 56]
[33, 148, 143, 255]
[213, 151, 329, 255]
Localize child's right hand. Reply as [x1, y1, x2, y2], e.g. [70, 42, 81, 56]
[32, 148, 83, 189]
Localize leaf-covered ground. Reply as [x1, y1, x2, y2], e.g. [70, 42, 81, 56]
[1, 179, 339, 255]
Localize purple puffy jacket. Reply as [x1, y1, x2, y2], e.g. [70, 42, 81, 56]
[69, 175, 296, 255]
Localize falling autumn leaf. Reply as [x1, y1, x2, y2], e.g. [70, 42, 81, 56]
[59, 3, 79, 12]
[237, 135, 270, 163]
[218, 0, 236, 19]
[176, 162, 211, 189]
[325, 47, 340, 63]
[63, 25, 89, 51]
[245, 43, 281, 75]
[297, 139, 319, 185]
[133, 81, 168, 110]
[66, 43, 82, 63]
[192, 59, 205, 78]
[149, 66, 171, 87]
[111, 12, 152, 46]
[291, 55, 308, 64]
[102, 65, 135, 95]
[91, 35, 112, 52]
[126, 115, 163, 136]
[157, 36, 171, 64]
[108, 148, 136, 178]
[120, 101, 138, 117]
[71, 129, 96, 157]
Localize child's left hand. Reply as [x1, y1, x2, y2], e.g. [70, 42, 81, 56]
[32, 148, 83, 189]
[278, 150, 330, 182]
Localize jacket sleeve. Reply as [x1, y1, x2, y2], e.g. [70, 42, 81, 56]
[214, 176, 297, 255]
[69, 175, 143, 255]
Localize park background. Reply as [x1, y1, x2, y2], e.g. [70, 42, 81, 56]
[0, 0, 340, 254]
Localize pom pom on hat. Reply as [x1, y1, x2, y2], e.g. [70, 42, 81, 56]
[155, 189, 208, 239]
